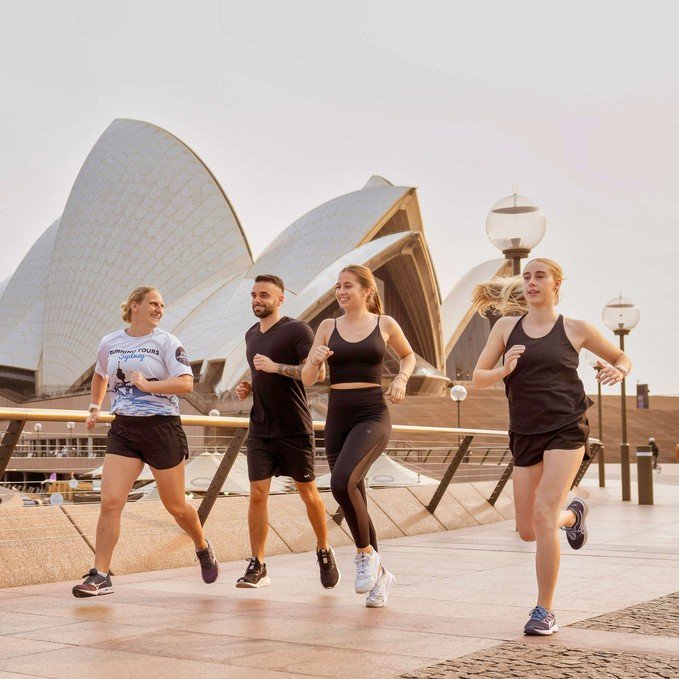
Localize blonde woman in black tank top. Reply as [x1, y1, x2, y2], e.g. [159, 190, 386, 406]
[472, 258, 631, 636]
[302, 265, 416, 608]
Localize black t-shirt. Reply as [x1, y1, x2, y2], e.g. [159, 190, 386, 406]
[245, 317, 314, 439]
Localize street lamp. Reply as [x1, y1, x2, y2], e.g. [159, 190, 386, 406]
[486, 189, 546, 275]
[584, 351, 605, 487]
[66, 421, 75, 456]
[450, 385, 468, 449]
[602, 294, 640, 502]
[33, 422, 43, 457]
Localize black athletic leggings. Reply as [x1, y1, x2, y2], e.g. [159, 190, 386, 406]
[324, 387, 391, 550]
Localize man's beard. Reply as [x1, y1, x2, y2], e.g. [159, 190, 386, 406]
[253, 305, 273, 318]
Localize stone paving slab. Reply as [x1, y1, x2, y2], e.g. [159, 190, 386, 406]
[1, 475, 678, 678]
[572, 590, 679, 637]
[398, 642, 679, 678]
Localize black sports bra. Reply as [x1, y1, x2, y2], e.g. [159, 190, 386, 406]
[327, 317, 386, 385]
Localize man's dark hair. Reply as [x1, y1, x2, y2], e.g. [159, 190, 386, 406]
[255, 274, 285, 293]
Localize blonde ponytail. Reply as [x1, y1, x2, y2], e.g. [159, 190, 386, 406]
[472, 258, 565, 317]
[472, 276, 526, 316]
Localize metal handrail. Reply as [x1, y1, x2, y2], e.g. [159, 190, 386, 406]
[0, 407, 601, 521]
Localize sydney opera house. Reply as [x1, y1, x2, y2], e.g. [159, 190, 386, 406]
[0, 119, 508, 410]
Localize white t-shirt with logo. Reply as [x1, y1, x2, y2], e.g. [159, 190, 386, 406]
[94, 328, 192, 416]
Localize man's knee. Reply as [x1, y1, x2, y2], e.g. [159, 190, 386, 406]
[250, 485, 270, 504]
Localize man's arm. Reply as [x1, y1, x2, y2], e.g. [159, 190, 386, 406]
[253, 354, 325, 382]
[276, 360, 325, 382]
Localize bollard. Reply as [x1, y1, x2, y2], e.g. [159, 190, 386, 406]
[636, 445, 654, 506]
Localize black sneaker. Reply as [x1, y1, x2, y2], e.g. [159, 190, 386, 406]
[72, 568, 114, 598]
[562, 497, 589, 550]
[236, 557, 271, 588]
[317, 546, 341, 589]
[196, 539, 219, 584]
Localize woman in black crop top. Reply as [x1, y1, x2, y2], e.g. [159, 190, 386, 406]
[472, 258, 631, 636]
[302, 265, 415, 608]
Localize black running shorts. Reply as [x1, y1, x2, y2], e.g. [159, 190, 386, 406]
[509, 414, 591, 468]
[246, 435, 315, 483]
[107, 414, 188, 470]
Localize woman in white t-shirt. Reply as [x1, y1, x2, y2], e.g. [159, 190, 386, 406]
[72, 286, 219, 597]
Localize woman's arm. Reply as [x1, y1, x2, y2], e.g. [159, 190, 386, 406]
[382, 316, 416, 404]
[579, 321, 632, 385]
[86, 373, 109, 430]
[129, 373, 193, 395]
[471, 317, 522, 389]
[301, 319, 334, 386]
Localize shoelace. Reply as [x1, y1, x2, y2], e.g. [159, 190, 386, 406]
[317, 550, 334, 569]
[196, 546, 214, 569]
[245, 558, 260, 575]
[529, 606, 550, 621]
[355, 553, 370, 576]
[81, 570, 106, 585]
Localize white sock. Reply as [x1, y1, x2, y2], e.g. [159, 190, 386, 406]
[96, 570, 108, 578]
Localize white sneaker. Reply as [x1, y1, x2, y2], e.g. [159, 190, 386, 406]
[354, 549, 381, 593]
[366, 567, 395, 608]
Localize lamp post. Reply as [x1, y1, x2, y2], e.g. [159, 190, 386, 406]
[486, 188, 546, 275]
[585, 351, 605, 487]
[602, 294, 640, 502]
[66, 421, 75, 456]
[450, 385, 468, 448]
[33, 422, 43, 457]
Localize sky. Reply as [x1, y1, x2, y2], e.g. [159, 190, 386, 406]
[1, 0, 677, 394]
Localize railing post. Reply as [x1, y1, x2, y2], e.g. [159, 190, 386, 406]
[571, 441, 599, 489]
[488, 461, 513, 506]
[332, 507, 344, 525]
[198, 426, 248, 525]
[0, 420, 26, 479]
[597, 443, 606, 488]
[427, 435, 473, 514]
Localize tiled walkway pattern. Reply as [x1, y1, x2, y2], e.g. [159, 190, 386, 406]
[0, 469, 678, 678]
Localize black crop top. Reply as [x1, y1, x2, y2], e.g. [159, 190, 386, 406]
[327, 317, 386, 385]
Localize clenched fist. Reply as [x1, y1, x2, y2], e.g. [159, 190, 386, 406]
[235, 381, 252, 400]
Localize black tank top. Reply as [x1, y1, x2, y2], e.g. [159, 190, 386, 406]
[327, 317, 386, 385]
[503, 315, 593, 434]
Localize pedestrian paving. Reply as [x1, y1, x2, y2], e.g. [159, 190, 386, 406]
[0, 465, 677, 678]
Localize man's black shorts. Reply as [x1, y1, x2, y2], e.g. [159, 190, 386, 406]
[247, 434, 315, 483]
[509, 414, 591, 468]
[107, 414, 188, 470]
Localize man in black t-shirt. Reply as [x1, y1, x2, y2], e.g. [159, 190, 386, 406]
[235, 274, 340, 590]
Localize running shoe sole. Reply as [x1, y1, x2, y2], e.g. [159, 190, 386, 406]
[524, 624, 559, 636]
[72, 586, 114, 598]
[236, 576, 271, 589]
[567, 498, 589, 550]
[366, 571, 395, 608]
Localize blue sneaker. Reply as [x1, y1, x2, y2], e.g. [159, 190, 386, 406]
[524, 605, 559, 635]
[562, 497, 589, 550]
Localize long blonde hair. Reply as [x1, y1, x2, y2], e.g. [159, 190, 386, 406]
[120, 286, 157, 323]
[472, 258, 563, 316]
[340, 265, 384, 315]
